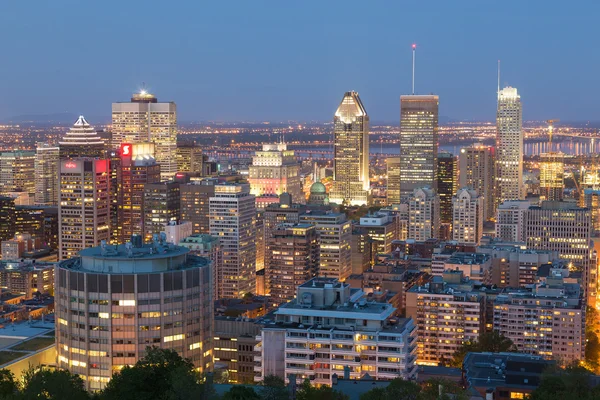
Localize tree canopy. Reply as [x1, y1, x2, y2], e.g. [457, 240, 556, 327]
[450, 330, 517, 367]
[359, 378, 467, 400]
[528, 364, 600, 400]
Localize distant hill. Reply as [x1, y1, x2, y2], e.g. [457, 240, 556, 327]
[2, 112, 109, 124]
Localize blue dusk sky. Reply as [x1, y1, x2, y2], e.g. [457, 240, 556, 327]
[0, 1, 598, 123]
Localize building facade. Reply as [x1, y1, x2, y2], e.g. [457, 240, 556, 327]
[437, 152, 456, 225]
[58, 159, 110, 260]
[459, 143, 495, 220]
[34, 143, 60, 206]
[0, 150, 35, 196]
[386, 157, 401, 206]
[452, 188, 484, 246]
[59, 116, 105, 159]
[399, 95, 439, 199]
[495, 200, 531, 243]
[496, 87, 523, 203]
[408, 187, 439, 241]
[330, 91, 370, 206]
[539, 152, 564, 202]
[55, 243, 213, 391]
[142, 182, 180, 243]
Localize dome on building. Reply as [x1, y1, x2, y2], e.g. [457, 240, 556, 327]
[310, 182, 326, 194]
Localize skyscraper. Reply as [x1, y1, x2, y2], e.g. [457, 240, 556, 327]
[330, 91, 370, 206]
[437, 152, 456, 224]
[142, 182, 180, 243]
[58, 158, 110, 260]
[209, 183, 256, 299]
[459, 144, 495, 220]
[408, 187, 439, 241]
[0, 150, 36, 196]
[495, 200, 531, 243]
[58, 116, 105, 159]
[112, 91, 177, 181]
[248, 142, 303, 205]
[452, 188, 484, 246]
[117, 143, 161, 243]
[34, 143, 60, 206]
[399, 95, 439, 199]
[180, 179, 217, 235]
[539, 153, 564, 201]
[496, 87, 523, 203]
[386, 157, 401, 205]
[176, 143, 204, 175]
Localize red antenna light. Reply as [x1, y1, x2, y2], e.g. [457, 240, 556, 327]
[412, 44, 416, 49]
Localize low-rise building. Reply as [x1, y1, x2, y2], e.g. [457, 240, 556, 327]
[214, 317, 263, 384]
[443, 252, 492, 284]
[0, 260, 54, 297]
[254, 278, 418, 385]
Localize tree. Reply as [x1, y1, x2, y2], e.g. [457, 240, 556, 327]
[418, 378, 468, 400]
[99, 347, 203, 400]
[450, 331, 516, 367]
[259, 375, 288, 400]
[0, 370, 18, 399]
[20, 368, 90, 400]
[360, 378, 421, 400]
[528, 364, 600, 400]
[221, 386, 260, 400]
[296, 379, 349, 400]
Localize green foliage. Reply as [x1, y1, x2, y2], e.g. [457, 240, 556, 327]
[528, 364, 600, 400]
[259, 375, 288, 400]
[0, 369, 17, 399]
[450, 331, 516, 367]
[296, 379, 349, 400]
[100, 347, 203, 400]
[20, 367, 90, 400]
[221, 386, 260, 400]
[585, 306, 600, 372]
[359, 378, 467, 400]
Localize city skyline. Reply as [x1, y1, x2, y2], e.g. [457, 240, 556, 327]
[1, 2, 599, 122]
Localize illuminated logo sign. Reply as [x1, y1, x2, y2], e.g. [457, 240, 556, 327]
[64, 162, 77, 169]
[176, 173, 185, 178]
[121, 143, 132, 156]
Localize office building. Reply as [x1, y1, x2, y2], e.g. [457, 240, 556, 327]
[179, 234, 221, 297]
[142, 182, 180, 243]
[495, 200, 530, 243]
[254, 278, 418, 384]
[493, 267, 584, 364]
[58, 159, 110, 260]
[525, 201, 595, 303]
[354, 212, 397, 256]
[408, 187, 439, 241]
[117, 143, 161, 243]
[214, 317, 262, 384]
[176, 143, 204, 175]
[209, 183, 256, 299]
[55, 243, 213, 391]
[0, 150, 35, 196]
[496, 87, 523, 203]
[300, 211, 352, 281]
[248, 142, 303, 205]
[266, 223, 319, 305]
[0, 197, 16, 242]
[452, 188, 484, 246]
[112, 91, 177, 180]
[163, 221, 192, 245]
[406, 272, 484, 366]
[539, 152, 564, 201]
[330, 91, 370, 206]
[0, 260, 54, 297]
[1, 233, 43, 261]
[399, 95, 439, 198]
[459, 143, 495, 220]
[437, 152, 456, 225]
[180, 179, 216, 235]
[58, 116, 105, 159]
[34, 143, 60, 206]
[386, 157, 401, 206]
[582, 189, 600, 235]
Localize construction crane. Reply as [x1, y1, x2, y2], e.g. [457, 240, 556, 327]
[547, 119, 560, 152]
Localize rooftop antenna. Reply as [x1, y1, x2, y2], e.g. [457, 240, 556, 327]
[497, 60, 500, 99]
[412, 44, 416, 95]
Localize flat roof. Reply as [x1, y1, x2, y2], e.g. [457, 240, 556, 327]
[79, 243, 189, 260]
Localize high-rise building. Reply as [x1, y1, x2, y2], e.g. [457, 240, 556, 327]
[142, 182, 180, 243]
[399, 95, 439, 199]
[437, 152, 456, 224]
[117, 143, 161, 243]
[254, 278, 418, 384]
[209, 183, 256, 299]
[248, 142, 303, 205]
[59, 116, 105, 159]
[266, 223, 319, 305]
[354, 212, 397, 256]
[525, 201, 595, 303]
[330, 91, 370, 206]
[539, 152, 564, 201]
[496, 87, 523, 203]
[0, 150, 36, 196]
[300, 211, 352, 281]
[493, 266, 584, 364]
[112, 91, 177, 181]
[34, 143, 60, 206]
[582, 189, 600, 235]
[452, 188, 484, 246]
[0, 197, 16, 242]
[459, 143, 495, 220]
[175, 143, 204, 175]
[386, 157, 401, 205]
[180, 179, 216, 235]
[58, 158, 110, 260]
[495, 200, 531, 243]
[408, 187, 439, 241]
[55, 243, 213, 391]
[406, 272, 484, 366]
